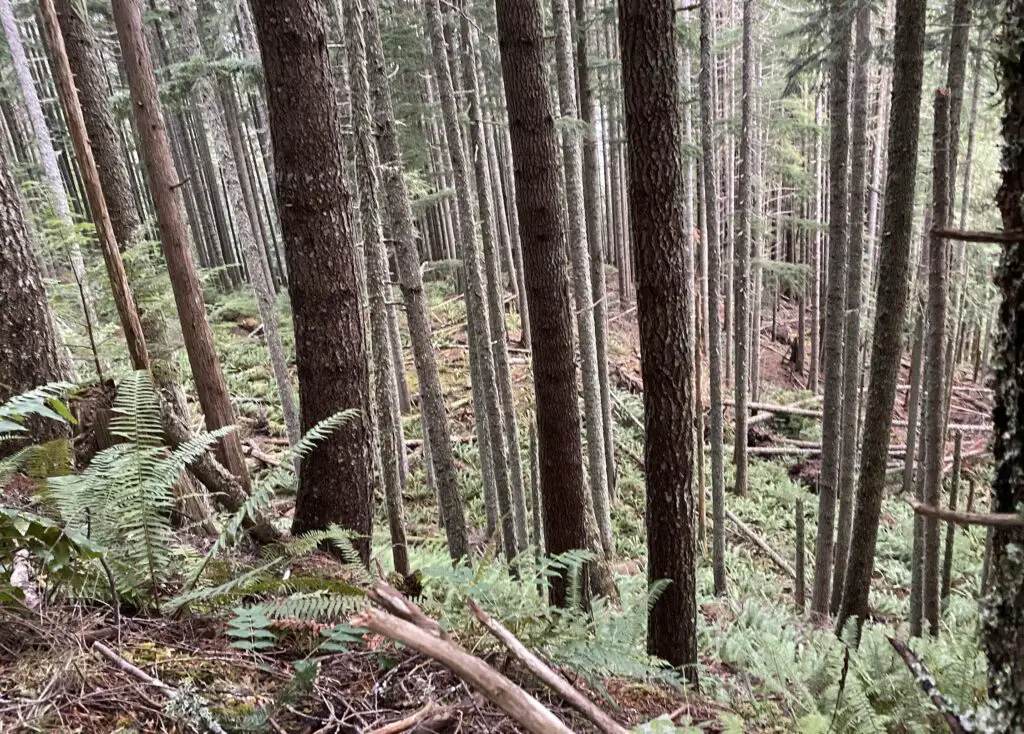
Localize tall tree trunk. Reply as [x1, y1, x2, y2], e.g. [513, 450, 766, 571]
[835, 0, 928, 634]
[425, 0, 517, 562]
[986, 7, 1024, 706]
[700, 0, 727, 596]
[575, 0, 616, 500]
[460, 14, 528, 553]
[496, 0, 594, 607]
[922, 90, 951, 637]
[958, 44, 983, 230]
[0, 0, 94, 331]
[809, 92, 823, 392]
[620, 0, 698, 681]
[810, 0, 852, 618]
[831, 0, 870, 613]
[733, 0, 755, 498]
[363, 0, 469, 562]
[344, 0, 409, 577]
[553, 0, 612, 557]
[251, 0, 374, 563]
[0, 141, 72, 412]
[111, 0, 250, 490]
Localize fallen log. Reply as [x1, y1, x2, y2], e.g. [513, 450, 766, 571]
[726, 509, 797, 579]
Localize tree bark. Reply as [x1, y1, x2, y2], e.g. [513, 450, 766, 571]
[619, 0, 698, 681]
[835, 0, 928, 635]
[363, 0, 469, 562]
[111, 0, 250, 490]
[700, 0, 727, 596]
[496, 0, 593, 607]
[251, 0, 374, 562]
[344, 0, 409, 577]
[922, 90, 951, 637]
[810, 0, 852, 618]
[553, 0, 612, 557]
[831, 0, 870, 613]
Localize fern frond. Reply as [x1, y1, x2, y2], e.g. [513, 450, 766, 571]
[0, 381, 76, 436]
[108, 371, 163, 446]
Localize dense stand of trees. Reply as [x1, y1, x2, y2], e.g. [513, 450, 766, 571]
[2, 0, 1023, 716]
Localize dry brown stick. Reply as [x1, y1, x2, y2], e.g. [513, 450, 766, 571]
[243, 439, 282, 467]
[92, 641, 175, 696]
[467, 598, 629, 734]
[726, 509, 797, 578]
[887, 637, 969, 734]
[353, 608, 573, 734]
[905, 497, 1023, 527]
[367, 581, 446, 639]
[368, 702, 438, 734]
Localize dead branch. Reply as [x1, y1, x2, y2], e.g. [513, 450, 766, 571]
[368, 702, 439, 734]
[726, 509, 797, 578]
[367, 581, 446, 639]
[906, 497, 1024, 527]
[931, 227, 1024, 244]
[353, 607, 573, 734]
[243, 439, 282, 467]
[467, 598, 629, 734]
[887, 637, 970, 734]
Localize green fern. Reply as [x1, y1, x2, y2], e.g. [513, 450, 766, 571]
[0, 381, 76, 436]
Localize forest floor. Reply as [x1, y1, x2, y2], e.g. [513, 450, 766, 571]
[0, 274, 995, 733]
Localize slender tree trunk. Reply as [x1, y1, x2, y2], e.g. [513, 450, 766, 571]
[810, 0, 852, 618]
[902, 309, 926, 495]
[700, 0, 727, 596]
[425, 0, 517, 562]
[620, 0, 698, 681]
[940, 429, 962, 600]
[344, 0, 409, 577]
[553, 0, 612, 557]
[732, 0, 754, 498]
[459, 11, 528, 554]
[364, 0, 469, 562]
[922, 90, 951, 637]
[251, 0, 374, 562]
[496, 0, 594, 607]
[831, 1, 870, 612]
[112, 0, 250, 489]
[809, 92, 823, 392]
[835, 0, 928, 634]
[959, 45, 983, 230]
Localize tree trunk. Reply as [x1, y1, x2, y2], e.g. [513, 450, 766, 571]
[810, 0, 852, 619]
[700, 0, 727, 596]
[363, 0, 469, 562]
[553, 0, 612, 558]
[251, 0, 374, 563]
[809, 92, 823, 392]
[0, 141, 72, 413]
[733, 0, 754, 498]
[902, 310, 926, 496]
[0, 0, 94, 331]
[344, 0, 409, 577]
[575, 0, 616, 501]
[496, 0, 593, 607]
[835, 0, 928, 635]
[831, 0, 870, 613]
[959, 45, 983, 230]
[425, 0, 517, 562]
[940, 429, 962, 600]
[619, 0, 698, 681]
[111, 0, 250, 489]
[985, 10, 1024, 712]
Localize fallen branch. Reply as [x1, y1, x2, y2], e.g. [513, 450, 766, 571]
[726, 509, 797, 578]
[931, 227, 1024, 244]
[905, 497, 1023, 527]
[887, 637, 970, 734]
[610, 392, 645, 433]
[367, 581, 446, 639]
[467, 598, 628, 734]
[243, 439, 282, 467]
[369, 702, 438, 734]
[353, 607, 573, 734]
[723, 400, 823, 419]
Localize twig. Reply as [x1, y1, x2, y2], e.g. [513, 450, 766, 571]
[353, 608, 573, 734]
[905, 497, 1024, 527]
[92, 641, 174, 696]
[368, 702, 438, 734]
[726, 509, 797, 578]
[887, 637, 970, 734]
[467, 598, 629, 734]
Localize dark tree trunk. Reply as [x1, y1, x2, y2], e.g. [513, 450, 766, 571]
[835, 0, 928, 634]
[619, 0, 698, 681]
[251, 0, 374, 563]
[495, 0, 591, 608]
[985, 5, 1024, 720]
